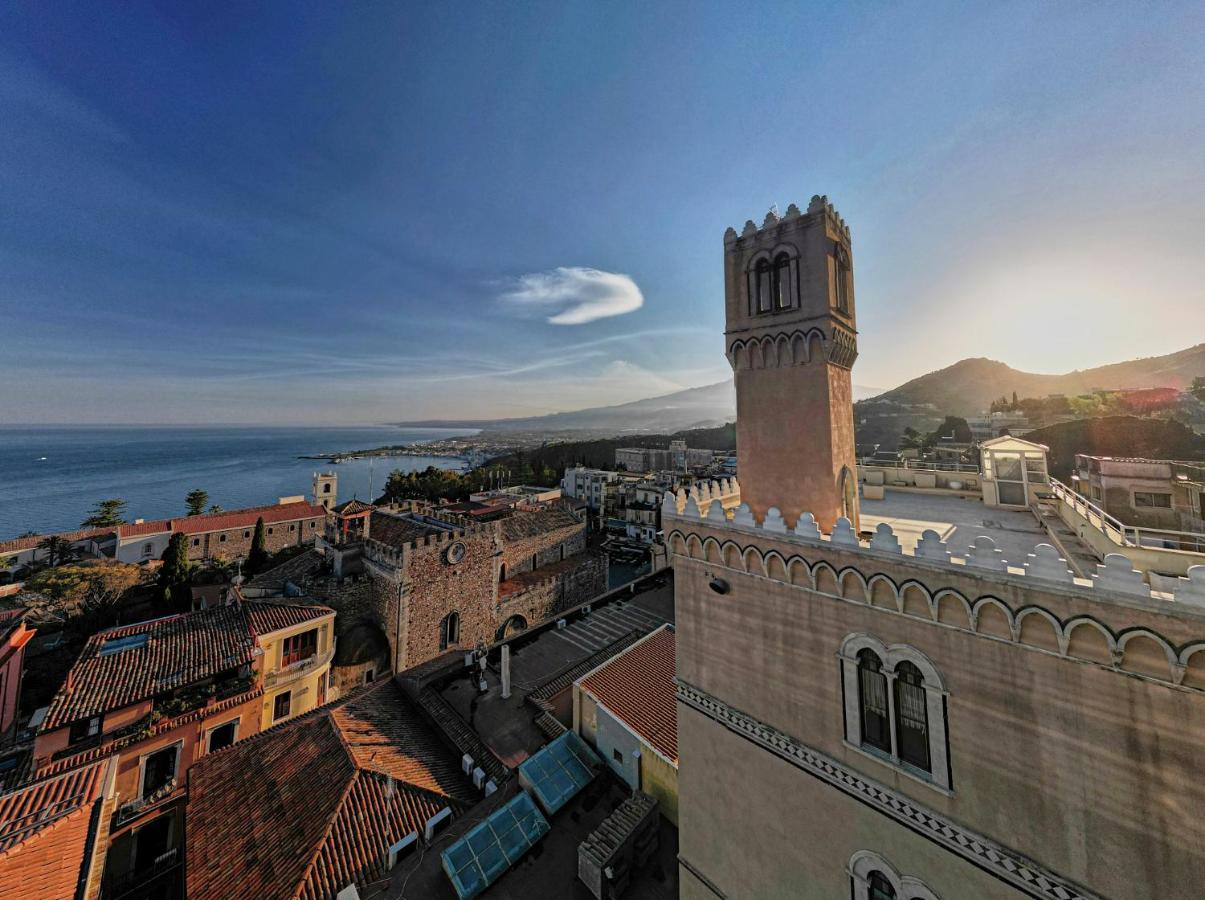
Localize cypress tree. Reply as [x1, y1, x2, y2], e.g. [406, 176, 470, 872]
[247, 517, 269, 575]
[159, 532, 191, 606]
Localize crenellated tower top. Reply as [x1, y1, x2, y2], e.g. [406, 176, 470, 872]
[722, 196, 860, 532]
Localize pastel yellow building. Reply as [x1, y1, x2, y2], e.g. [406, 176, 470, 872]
[251, 604, 337, 729]
[573, 625, 678, 825]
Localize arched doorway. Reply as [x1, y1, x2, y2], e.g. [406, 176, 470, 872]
[496, 615, 528, 642]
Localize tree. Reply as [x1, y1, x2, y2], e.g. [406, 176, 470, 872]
[159, 532, 192, 606]
[185, 489, 210, 516]
[246, 517, 269, 575]
[208, 504, 224, 515]
[1191, 376, 1205, 403]
[23, 561, 144, 630]
[37, 535, 74, 568]
[81, 499, 128, 528]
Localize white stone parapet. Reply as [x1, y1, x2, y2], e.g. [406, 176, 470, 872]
[662, 490, 1205, 609]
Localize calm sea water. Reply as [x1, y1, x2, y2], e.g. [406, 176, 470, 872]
[0, 425, 475, 539]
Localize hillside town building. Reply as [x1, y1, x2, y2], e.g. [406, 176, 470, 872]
[0, 611, 34, 747]
[668, 198, 1205, 899]
[1072, 455, 1205, 537]
[28, 599, 334, 897]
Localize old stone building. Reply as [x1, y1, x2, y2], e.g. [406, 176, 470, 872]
[359, 504, 606, 672]
[670, 198, 1205, 900]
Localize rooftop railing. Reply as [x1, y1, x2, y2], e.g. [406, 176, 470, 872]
[1048, 478, 1205, 554]
[857, 457, 980, 473]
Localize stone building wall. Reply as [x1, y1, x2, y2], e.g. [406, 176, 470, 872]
[187, 516, 323, 563]
[496, 551, 608, 630]
[499, 523, 585, 578]
[398, 529, 499, 669]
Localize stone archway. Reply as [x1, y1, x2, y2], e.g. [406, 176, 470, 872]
[496, 615, 528, 642]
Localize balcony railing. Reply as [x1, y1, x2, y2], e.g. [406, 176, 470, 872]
[264, 647, 334, 689]
[114, 778, 179, 826]
[106, 847, 182, 900]
[858, 457, 980, 473]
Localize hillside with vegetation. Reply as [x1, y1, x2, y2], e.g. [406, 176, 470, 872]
[870, 344, 1205, 417]
[1021, 416, 1205, 479]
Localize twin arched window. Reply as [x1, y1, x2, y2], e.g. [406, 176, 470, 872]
[849, 851, 941, 900]
[439, 611, 460, 650]
[750, 252, 794, 314]
[842, 635, 950, 791]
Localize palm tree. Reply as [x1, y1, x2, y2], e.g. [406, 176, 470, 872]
[37, 535, 73, 568]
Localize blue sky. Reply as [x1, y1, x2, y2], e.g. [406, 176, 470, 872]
[2, 2, 1203, 424]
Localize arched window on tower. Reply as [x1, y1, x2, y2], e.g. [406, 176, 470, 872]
[772, 253, 792, 310]
[858, 649, 891, 753]
[894, 661, 931, 772]
[834, 243, 851, 314]
[439, 611, 460, 650]
[755, 258, 772, 313]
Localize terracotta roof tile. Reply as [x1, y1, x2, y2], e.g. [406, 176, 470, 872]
[367, 511, 448, 548]
[186, 680, 474, 900]
[171, 501, 326, 536]
[243, 601, 333, 637]
[0, 528, 114, 555]
[43, 606, 256, 730]
[579, 625, 677, 763]
[0, 758, 111, 899]
[498, 507, 581, 543]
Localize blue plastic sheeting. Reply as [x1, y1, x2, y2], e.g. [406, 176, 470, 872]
[441, 791, 550, 900]
[517, 730, 601, 816]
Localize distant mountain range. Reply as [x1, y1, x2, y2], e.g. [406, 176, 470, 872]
[870, 343, 1205, 417]
[397, 343, 1204, 435]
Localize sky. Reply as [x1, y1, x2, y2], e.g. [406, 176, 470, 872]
[1, 1, 1203, 425]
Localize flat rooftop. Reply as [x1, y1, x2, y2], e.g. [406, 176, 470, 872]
[382, 774, 677, 900]
[859, 487, 1054, 566]
[439, 573, 674, 767]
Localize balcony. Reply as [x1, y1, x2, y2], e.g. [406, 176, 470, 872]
[105, 847, 182, 900]
[114, 778, 179, 827]
[263, 647, 334, 689]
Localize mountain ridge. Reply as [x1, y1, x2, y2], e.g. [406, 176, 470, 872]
[395, 343, 1204, 434]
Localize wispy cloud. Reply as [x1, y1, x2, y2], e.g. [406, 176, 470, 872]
[500, 267, 644, 325]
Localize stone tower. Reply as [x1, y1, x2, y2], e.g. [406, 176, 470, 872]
[312, 471, 337, 511]
[724, 196, 859, 532]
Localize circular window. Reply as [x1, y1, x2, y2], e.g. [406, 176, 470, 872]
[446, 541, 467, 565]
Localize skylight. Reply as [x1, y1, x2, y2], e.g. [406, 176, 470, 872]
[98, 633, 149, 656]
[516, 730, 601, 816]
[441, 791, 549, 899]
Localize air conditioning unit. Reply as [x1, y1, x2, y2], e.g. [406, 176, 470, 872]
[473, 766, 486, 789]
[386, 832, 418, 869]
[464, 652, 475, 668]
[424, 807, 452, 841]
[556, 619, 567, 630]
[484, 779, 498, 796]
[461, 753, 474, 775]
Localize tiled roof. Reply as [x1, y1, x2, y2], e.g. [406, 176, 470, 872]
[332, 499, 374, 516]
[0, 528, 113, 556]
[243, 601, 333, 637]
[579, 625, 677, 763]
[171, 501, 326, 536]
[43, 606, 256, 730]
[115, 502, 325, 542]
[368, 511, 447, 548]
[498, 507, 581, 543]
[186, 680, 474, 900]
[245, 548, 326, 589]
[0, 758, 111, 899]
[117, 519, 172, 538]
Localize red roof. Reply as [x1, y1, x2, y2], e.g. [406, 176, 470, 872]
[116, 502, 325, 542]
[186, 680, 475, 900]
[243, 601, 333, 637]
[0, 528, 113, 555]
[0, 758, 112, 899]
[172, 501, 325, 536]
[579, 625, 678, 763]
[44, 607, 256, 729]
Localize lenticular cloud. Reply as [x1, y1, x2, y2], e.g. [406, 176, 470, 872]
[501, 267, 644, 325]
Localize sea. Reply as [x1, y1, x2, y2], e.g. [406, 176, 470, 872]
[0, 425, 476, 539]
